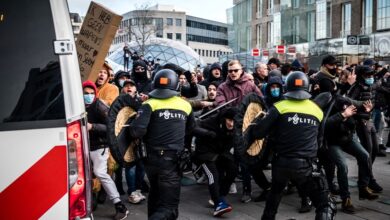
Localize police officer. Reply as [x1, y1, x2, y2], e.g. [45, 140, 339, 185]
[245, 71, 336, 220]
[128, 69, 195, 220]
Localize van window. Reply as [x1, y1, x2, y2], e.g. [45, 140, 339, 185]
[0, 0, 66, 130]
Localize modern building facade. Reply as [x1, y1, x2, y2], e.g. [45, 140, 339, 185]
[112, 5, 233, 64]
[230, 0, 390, 69]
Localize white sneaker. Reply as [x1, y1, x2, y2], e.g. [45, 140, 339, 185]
[135, 189, 146, 201]
[208, 199, 214, 207]
[229, 183, 237, 194]
[128, 191, 142, 204]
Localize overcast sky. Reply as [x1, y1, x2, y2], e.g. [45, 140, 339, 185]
[68, 0, 233, 23]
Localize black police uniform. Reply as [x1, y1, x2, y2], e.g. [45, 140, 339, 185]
[245, 72, 336, 220]
[129, 69, 195, 220]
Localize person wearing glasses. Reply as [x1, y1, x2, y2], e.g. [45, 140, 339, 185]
[131, 60, 152, 101]
[214, 60, 262, 107]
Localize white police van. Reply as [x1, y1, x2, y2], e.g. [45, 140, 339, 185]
[0, 0, 92, 219]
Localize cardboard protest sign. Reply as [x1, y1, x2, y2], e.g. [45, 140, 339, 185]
[76, 1, 122, 81]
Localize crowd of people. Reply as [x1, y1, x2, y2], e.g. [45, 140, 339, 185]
[83, 51, 390, 220]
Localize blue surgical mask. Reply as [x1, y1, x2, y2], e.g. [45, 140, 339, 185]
[282, 75, 287, 82]
[270, 88, 280, 97]
[84, 94, 95, 104]
[365, 77, 374, 85]
[119, 79, 125, 87]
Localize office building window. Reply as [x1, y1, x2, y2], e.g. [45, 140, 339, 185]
[273, 13, 281, 44]
[307, 12, 315, 42]
[293, 0, 299, 8]
[293, 16, 300, 43]
[342, 3, 351, 36]
[268, 21, 273, 46]
[247, 0, 252, 22]
[176, 18, 182, 26]
[167, 33, 173, 39]
[256, 24, 262, 48]
[307, 0, 315, 4]
[257, 0, 263, 17]
[167, 18, 173, 26]
[316, 0, 330, 40]
[363, 0, 373, 34]
[176, 33, 182, 40]
[377, 0, 390, 30]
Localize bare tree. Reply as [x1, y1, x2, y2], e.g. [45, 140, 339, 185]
[128, 3, 158, 55]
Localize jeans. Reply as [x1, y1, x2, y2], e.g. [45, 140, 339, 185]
[372, 108, 385, 144]
[90, 148, 121, 204]
[125, 160, 145, 194]
[328, 138, 371, 200]
[356, 120, 379, 164]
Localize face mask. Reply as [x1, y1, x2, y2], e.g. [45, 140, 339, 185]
[270, 88, 280, 97]
[84, 94, 95, 104]
[282, 75, 287, 82]
[365, 77, 374, 85]
[328, 68, 337, 75]
[119, 79, 125, 87]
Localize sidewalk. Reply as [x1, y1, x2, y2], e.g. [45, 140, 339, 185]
[94, 153, 390, 220]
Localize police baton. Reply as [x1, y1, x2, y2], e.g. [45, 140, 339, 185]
[197, 97, 238, 119]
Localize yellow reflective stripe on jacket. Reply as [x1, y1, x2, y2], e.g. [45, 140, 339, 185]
[144, 96, 192, 115]
[274, 99, 323, 122]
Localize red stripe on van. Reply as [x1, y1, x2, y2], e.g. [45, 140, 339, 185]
[0, 146, 67, 219]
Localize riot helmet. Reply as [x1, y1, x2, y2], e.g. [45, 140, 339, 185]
[284, 71, 311, 100]
[149, 69, 179, 99]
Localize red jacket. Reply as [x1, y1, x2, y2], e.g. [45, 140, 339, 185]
[214, 73, 262, 107]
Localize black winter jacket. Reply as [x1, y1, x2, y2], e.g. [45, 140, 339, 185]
[193, 113, 235, 162]
[86, 99, 110, 151]
[324, 97, 356, 146]
[348, 81, 374, 120]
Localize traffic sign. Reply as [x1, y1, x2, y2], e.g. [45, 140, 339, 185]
[263, 50, 269, 56]
[347, 35, 358, 45]
[359, 35, 370, 45]
[288, 46, 296, 53]
[276, 45, 285, 54]
[252, 48, 260, 56]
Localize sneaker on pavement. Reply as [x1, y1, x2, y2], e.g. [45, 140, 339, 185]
[241, 192, 251, 203]
[135, 189, 146, 201]
[341, 197, 356, 214]
[208, 199, 215, 207]
[114, 202, 129, 220]
[128, 191, 142, 204]
[213, 201, 232, 217]
[229, 183, 237, 194]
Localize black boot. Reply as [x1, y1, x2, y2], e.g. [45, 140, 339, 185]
[299, 197, 312, 213]
[255, 188, 270, 202]
[341, 197, 356, 214]
[359, 187, 379, 200]
[368, 179, 383, 193]
[97, 188, 107, 204]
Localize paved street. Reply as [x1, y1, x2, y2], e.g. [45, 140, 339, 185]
[94, 150, 390, 220]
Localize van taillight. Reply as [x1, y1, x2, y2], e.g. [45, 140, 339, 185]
[67, 120, 87, 219]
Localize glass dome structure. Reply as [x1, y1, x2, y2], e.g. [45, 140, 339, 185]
[108, 38, 205, 73]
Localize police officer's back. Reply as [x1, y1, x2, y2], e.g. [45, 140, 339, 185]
[245, 72, 336, 220]
[129, 69, 195, 220]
